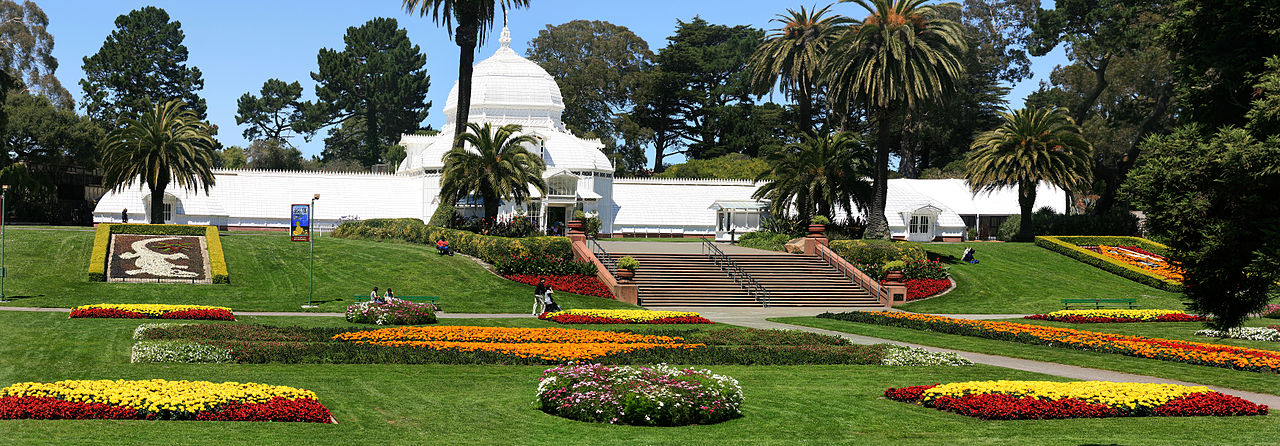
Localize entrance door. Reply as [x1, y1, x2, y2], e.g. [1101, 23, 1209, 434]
[547, 206, 567, 235]
[908, 214, 933, 242]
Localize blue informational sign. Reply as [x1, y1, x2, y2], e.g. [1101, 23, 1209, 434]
[291, 204, 311, 242]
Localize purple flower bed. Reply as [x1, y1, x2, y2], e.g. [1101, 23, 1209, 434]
[535, 363, 743, 426]
[345, 300, 437, 325]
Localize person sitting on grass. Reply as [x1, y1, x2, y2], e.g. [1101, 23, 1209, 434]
[962, 247, 979, 264]
[436, 239, 454, 256]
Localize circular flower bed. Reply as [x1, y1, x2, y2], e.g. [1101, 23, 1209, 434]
[346, 300, 437, 325]
[539, 309, 713, 324]
[332, 326, 702, 361]
[0, 379, 332, 422]
[885, 380, 1268, 420]
[1024, 309, 1206, 323]
[70, 304, 235, 321]
[536, 363, 743, 426]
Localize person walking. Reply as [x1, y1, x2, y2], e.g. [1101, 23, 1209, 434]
[532, 278, 549, 315]
[121, 208, 128, 223]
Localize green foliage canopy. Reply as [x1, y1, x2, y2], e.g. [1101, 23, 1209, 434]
[80, 6, 206, 125]
[439, 122, 545, 219]
[100, 99, 217, 224]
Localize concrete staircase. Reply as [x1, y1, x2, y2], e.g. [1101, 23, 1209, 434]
[612, 252, 880, 307]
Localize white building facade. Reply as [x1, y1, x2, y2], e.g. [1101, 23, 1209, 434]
[92, 27, 1065, 241]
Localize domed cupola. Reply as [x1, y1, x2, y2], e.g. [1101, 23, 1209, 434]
[442, 26, 566, 131]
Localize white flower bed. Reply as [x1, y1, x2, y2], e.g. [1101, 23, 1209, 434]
[881, 345, 974, 366]
[1195, 327, 1280, 342]
[131, 340, 231, 363]
[133, 323, 191, 340]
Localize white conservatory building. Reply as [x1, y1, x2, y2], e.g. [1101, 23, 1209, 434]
[92, 27, 1064, 242]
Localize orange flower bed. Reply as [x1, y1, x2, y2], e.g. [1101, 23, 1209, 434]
[1095, 245, 1184, 282]
[332, 326, 702, 361]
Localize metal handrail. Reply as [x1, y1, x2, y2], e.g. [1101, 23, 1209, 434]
[814, 243, 888, 304]
[588, 238, 616, 274]
[700, 237, 770, 307]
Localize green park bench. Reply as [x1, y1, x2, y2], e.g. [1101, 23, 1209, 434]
[353, 295, 441, 306]
[1060, 298, 1138, 310]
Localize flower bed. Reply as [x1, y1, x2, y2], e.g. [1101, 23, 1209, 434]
[70, 304, 234, 321]
[881, 346, 973, 366]
[0, 379, 331, 422]
[345, 300, 437, 325]
[1034, 236, 1182, 291]
[1195, 327, 1280, 342]
[884, 380, 1267, 419]
[331, 326, 701, 361]
[493, 254, 596, 276]
[536, 363, 743, 426]
[503, 274, 613, 299]
[818, 311, 1280, 373]
[1091, 245, 1184, 282]
[1264, 304, 1280, 319]
[539, 309, 712, 324]
[903, 278, 951, 301]
[1024, 309, 1207, 323]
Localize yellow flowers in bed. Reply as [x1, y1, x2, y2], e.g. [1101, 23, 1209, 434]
[921, 381, 1210, 411]
[0, 379, 315, 415]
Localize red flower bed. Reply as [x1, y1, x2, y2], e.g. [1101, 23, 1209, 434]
[0, 396, 153, 420]
[69, 308, 147, 319]
[194, 397, 333, 423]
[542, 314, 714, 324]
[904, 279, 950, 300]
[931, 394, 1119, 420]
[884, 384, 936, 402]
[1151, 392, 1270, 416]
[503, 274, 614, 299]
[159, 308, 236, 321]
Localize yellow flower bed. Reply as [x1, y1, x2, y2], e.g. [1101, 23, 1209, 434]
[72, 304, 232, 317]
[543, 309, 703, 322]
[921, 380, 1208, 411]
[0, 379, 315, 415]
[1042, 309, 1187, 320]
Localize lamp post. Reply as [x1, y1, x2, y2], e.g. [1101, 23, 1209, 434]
[0, 184, 8, 303]
[302, 194, 319, 309]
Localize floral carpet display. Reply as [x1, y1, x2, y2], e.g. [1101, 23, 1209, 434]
[1024, 309, 1207, 323]
[503, 274, 613, 299]
[345, 300, 437, 325]
[884, 380, 1267, 420]
[1195, 327, 1280, 343]
[539, 309, 713, 324]
[1034, 236, 1182, 291]
[0, 379, 333, 422]
[536, 363, 744, 426]
[70, 304, 235, 321]
[818, 311, 1280, 373]
[130, 323, 962, 365]
[1087, 245, 1184, 282]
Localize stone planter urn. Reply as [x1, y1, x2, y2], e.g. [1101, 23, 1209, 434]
[568, 219, 585, 232]
[884, 270, 905, 284]
[807, 224, 825, 237]
[616, 269, 636, 282]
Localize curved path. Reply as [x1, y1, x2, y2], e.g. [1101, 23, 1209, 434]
[4, 304, 1276, 407]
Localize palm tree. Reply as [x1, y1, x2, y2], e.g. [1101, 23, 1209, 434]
[101, 99, 217, 224]
[754, 131, 873, 226]
[825, 0, 967, 238]
[748, 4, 850, 133]
[402, 0, 530, 146]
[440, 122, 546, 219]
[966, 107, 1093, 242]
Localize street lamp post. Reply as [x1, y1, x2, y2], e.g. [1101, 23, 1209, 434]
[303, 194, 319, 309]
[1, 184, 8, 303]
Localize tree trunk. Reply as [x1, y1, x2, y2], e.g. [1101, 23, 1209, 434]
[798, 82, 813, 134]
[453, 23, 479, 149]
[863, 108, 893, 239]
[1016, 181, 1036, 242]
[149, 183, 167, 224]
[483, 192, 499, 221]
[653, 141, 666, 174]
[1096, 84, 1172, 213]
[1073, 56, 1110, 126]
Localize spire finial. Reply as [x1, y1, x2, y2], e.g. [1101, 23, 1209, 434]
[499, 12, 511, 49]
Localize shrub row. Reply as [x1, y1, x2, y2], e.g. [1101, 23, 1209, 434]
[736, 231, 797, 252]
[333, 218, 572, 264]
[828, 239, 927, 265]
[492, 255, 596, 276]
[86, 224, 229, 283]
[997, 210, 1140, 241]
[1035, 236, 1182, 291]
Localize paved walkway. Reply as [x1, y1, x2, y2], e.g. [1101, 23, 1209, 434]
[597, 240, 778, 255]
[3, 304, 1275, 406]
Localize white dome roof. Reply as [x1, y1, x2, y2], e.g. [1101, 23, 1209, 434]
[442, 27, 566, 130]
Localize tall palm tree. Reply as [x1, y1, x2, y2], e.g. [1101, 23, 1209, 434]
[101, 99, 217, 224]
[748, 4, 850, 133]
[402, 0, 530, 146]
[966, 107, 1093, 242]
[754, 131, 873, 226]
[825, 0, 967, 238]
[440, 122, 546, 219]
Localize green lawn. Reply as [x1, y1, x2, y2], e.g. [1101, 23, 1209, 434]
[772, 316, 1280, 396]
[0, 228, 635, 313]
[899, 242, 1186, 314]
[1, 311, 1277, 445]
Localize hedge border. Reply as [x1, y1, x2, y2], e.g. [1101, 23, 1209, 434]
[332, 218, 572, 265]
[87, 224, 230, 284]
[1034, 236, 1182, 292]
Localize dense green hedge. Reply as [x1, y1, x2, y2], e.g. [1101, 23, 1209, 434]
[333, 218, 572, 264]
[996, 210, 1140, 241]
[828, 239, 927, 264]
[1035, 236, 1182, 291]
[87, 224, 230, 283]
[736, 231, 796, 252]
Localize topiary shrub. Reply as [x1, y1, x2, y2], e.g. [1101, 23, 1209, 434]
[428, 204, 456, 227]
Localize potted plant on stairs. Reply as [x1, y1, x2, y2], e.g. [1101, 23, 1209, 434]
[616, 256, 639, 282]
[882, 260, 906, 285]
[808, 215, 829, 238]
[568, 210, 586, 233]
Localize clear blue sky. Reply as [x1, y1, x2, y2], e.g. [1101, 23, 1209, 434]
[43, 0, 1065, 161]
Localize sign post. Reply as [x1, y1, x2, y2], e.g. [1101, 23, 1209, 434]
[1, 185, 8, 303]
[293, 202, 317, 308]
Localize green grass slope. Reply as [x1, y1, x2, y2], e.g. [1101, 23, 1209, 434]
[899, 243, 1186, 314]
[0, 228, 634, 313]
[2, 311, 1277, 445]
